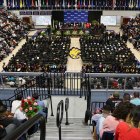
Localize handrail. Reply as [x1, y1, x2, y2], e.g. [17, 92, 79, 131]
[1, 72, 140, 77]
[84, 75, 92, 125]
[86, 76, 91, 111]
[3, 114, 46, 140]
[65, 98, 69, 125]
[56, 100, 64, 140]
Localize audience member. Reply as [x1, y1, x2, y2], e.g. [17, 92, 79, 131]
[106, 92, 122, 112]
[130, 92, 140, 105]
[115, 105, 140, 140]
[0, 103, 21, 127]
[32, 93, 47, 119]
[100, 102, 135, 139]
[96, 105, 111, 140]
[11, 94, 23, 114]
[123, 93, 131, 102]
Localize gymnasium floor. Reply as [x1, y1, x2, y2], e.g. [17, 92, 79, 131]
[0, 26, 140, 72]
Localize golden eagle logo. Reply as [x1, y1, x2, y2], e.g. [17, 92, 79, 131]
[69, 47, 81, 59]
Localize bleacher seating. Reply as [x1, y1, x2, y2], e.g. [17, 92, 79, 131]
[121, 16, 140, 52]
[0, 9, 31, 61]
[4, 35, 70, 72]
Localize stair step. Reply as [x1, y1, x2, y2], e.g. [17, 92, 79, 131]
[30, 136, 93, 140]
[28, 117, 93, 140]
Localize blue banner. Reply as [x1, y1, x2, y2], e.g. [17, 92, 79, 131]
[64, 10, 88, 23]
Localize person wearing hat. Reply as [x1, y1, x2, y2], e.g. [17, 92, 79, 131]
[106, 92, 123, 112]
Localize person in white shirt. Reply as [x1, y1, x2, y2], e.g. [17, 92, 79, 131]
[14, 108, 27, 121]
[11, 94, 23, 114]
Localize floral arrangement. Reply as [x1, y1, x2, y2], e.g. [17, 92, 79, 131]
[72, 30, 78, 36]
[20, 96, 40, 118]
[79, 30, 84, 35]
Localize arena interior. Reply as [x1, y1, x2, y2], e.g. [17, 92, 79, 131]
[0, 0, 140, 140]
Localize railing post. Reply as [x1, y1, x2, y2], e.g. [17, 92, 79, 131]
[84, 74, 92, 125]
[56, 100, 64, 140]
[48, 77, 54, 116]
[59, 126, 61, 140]
[65, 98, 69, 125]
[40, 115, 46, 140]
[0, 75, 4, 89]
[123, 77, 127, 91]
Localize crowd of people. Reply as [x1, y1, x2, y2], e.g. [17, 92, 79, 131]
[0, 8, 31, 61]
[121, 16, 140, 52]
[91, 92, 140, 140]
[80, 32, 139, 73]
[3, 35, 70, 72]
[0, 93, 48, 139]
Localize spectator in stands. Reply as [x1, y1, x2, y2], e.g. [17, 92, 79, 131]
[96, 105, 111, 140]
[32, 93, 47, 119]
[0, 103, 21, 128]
[11, 94, 23, 114]
[91, 108, 102, 125]
[0, 123, 18, 139]
[130, 92, 140, 106]
[123, 93, 131, 102]
[106, 92, 122, 112]
[115, 105, 140, 140]
[100, 102, 135, 139]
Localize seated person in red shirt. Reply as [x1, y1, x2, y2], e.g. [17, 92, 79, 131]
[115, 105, 140, 140]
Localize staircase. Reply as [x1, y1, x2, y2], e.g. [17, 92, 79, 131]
[30, 117, 93, 140]
[29, 96, 93, 140]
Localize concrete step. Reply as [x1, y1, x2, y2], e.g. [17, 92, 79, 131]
[29, 118, 93, 140]
[30, 136, 93, 140]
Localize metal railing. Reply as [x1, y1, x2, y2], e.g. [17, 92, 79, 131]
[1, 72, 140, 109]
[1, 72, 140, 92]
[0, 72, 53, 113]
[91, 101, 106, 113]
[3, 114, 46, 140]
[65, 98, 69, 125]
[1, 99, 13, 110]
[56, 100, 64, 140]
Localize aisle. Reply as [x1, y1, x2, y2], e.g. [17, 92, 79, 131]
[67, 37, 83, 72]
[127, 41, 140, 62]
